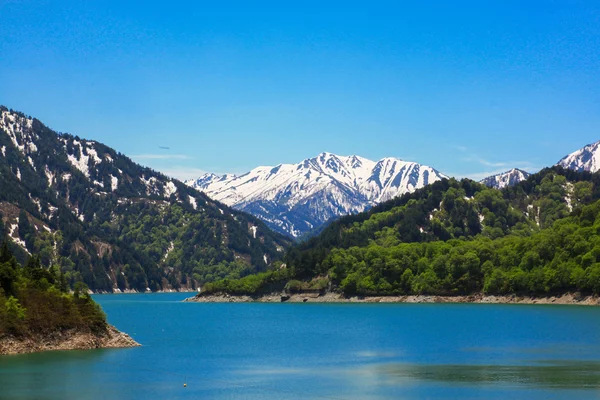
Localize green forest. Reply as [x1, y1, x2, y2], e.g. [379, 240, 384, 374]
[0, 107, 291, 292]
[201, 168, 600, 297]
[3, 106, 600, 297]
[0, 241, 107, 338]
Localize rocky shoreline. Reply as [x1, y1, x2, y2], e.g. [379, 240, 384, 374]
[92, 289, 197, 294]
[184, 292, 600, 305]
[0, 325, 140, 356]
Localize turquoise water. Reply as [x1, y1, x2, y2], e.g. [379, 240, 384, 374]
[2, 294, 600, 399]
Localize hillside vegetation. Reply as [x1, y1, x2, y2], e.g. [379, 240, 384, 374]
[201, 168, 600, 297]
[0, 242, 106, 337]
[0, 107, 291, 292]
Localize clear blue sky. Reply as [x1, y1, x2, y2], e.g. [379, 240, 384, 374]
[1, 0, 599, 180]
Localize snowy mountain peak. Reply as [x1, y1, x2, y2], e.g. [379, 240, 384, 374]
[557, 140, 600, 173]
[186, 153, 446, 238]
[480, 168, 531, 189]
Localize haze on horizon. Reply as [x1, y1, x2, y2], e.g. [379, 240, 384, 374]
[1, 0, 599, 181]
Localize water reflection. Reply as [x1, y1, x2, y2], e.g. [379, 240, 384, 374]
[378, 361, 600, 389]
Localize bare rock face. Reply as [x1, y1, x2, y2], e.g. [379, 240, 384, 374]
[100, 325, 140, 349]
[0, 325, 140, 355]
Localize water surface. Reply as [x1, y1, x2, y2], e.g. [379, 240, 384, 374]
[1, 293, 600, 399]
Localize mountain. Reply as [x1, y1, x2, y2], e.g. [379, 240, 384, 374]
[186, 152, 447, 238]
[201, 166, 600, 298]
[480, 168, 531, 189]
[478, 139, 600, 189]
[557, 140, 600, 172]
[0, 106, 291, 292]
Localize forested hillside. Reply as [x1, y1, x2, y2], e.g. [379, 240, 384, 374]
[201, 167, 600, 297]
[286, 167, 598, 276]
[0, 107, 291, 292]
[0, 243, 106, 337]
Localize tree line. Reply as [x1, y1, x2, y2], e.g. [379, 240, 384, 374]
[0, 241, 107, 337]
[201, 168, 600, 297]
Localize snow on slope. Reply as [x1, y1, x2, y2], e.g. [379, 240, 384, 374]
[557, 140, 600, 173]
[480, 168, 531, 189]
[186, 152, 446, 238]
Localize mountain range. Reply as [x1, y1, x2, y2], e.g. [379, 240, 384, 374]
[2, 104, 600, 293]
[278, 165, 600, 298]
[0, 106, 291, 292]
[187, 140, 600, 238]
[186, 153, 447, 238]
[479, 140, 600, 190]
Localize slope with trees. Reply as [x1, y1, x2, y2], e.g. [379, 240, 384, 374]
[0, 106, 291, 292]
[199, 167, 600, 298]
[0, 242, 137, 354]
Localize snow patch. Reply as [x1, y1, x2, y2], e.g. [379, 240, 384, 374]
[45, 166, 55, 185]
[27, 156, 36, 170]
[188, 195, 197, 210]
[65, 141, 102, 178]
[9, 221, 29, 252]
[164, 181, 177, 197]
[67, 153, 90, 177]
[32, 198, 42, 213]
[111, 175, 118, 191]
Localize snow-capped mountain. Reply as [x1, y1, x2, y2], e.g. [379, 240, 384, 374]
[480, 168, 531, 189]
[0, 106, 290, 292]
[186, 152, 447, 238]
[557, 140, 600, 172]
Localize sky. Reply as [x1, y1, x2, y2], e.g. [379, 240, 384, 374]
[1, 0, 599, 181]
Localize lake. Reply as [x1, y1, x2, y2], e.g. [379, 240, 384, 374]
[1, 293, 600, 399]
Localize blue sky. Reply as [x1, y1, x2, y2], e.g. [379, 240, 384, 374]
[1, 0, 599, 180]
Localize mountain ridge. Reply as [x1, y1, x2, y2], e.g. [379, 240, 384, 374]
[0, 106, 291, 292]
[186, 152, 447, 237]
[557, 140, 600, 173]
[480, 168, 532, 189]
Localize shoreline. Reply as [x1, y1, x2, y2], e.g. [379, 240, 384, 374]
[0, 325, 140, 356]
[184, 292, 600, 306]
[92, 289, 197, 294]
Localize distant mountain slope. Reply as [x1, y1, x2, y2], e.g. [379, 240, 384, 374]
[480, 168, 531, 189]
[186, 152, 447, 238]
[557, 140, 600, 172]
[284, 166, 598, 278]
[0, 106, 291, 292]
[199, 167, 600, 299]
